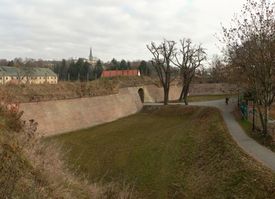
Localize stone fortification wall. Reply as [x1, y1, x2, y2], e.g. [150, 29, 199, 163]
[140, 83, 236, 103]
[20, 87, 142, 136]
[189, 83, 236, 96]
[20, 83, 235, 136]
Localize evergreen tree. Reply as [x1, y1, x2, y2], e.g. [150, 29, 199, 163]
[139, 60, 150, 76]
[119, 59, 127, 70]
[60, 59, 68, 80]
[68, 59, 81, 81]
[7, 60, 14, 66]
[110, 58, 119, 70]
[79, 61, 90, 81]
[127, 61, 131, 69]
[94, 60, 104, 79]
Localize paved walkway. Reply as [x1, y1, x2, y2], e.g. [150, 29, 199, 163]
[145, 99, 275, 172]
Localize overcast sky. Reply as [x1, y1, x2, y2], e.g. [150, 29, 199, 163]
[0, 0, 246, 61]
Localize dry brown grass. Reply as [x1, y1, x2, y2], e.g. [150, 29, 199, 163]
[0, 102, 136, 199]
[0, 76, 156, 103]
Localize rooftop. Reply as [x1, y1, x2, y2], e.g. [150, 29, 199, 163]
[0, 66, 57, 77]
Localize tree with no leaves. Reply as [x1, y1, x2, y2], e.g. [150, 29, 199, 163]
[223, 0, 275, 136]
[209, 55, 229, 83]
[147, 40, 176, 105]
[171, 39, 206, 105]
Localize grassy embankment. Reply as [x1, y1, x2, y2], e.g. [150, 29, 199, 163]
[0, 76, 156, 103]
[0, 103, 134, 198]
[0, 76, 234, 104]
[49, 105, 275, 199]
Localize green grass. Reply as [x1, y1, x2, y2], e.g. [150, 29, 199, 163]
[49, 106, 275, 198]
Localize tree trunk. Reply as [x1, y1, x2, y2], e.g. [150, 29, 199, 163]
[179, 77, 188, 102]
[179, 86, 185, 102]
[257, 105, 268, 136]
[179, 75, 193, 105]
[183, 89, 189, 105]
[263, 105, 269, 136]
[183, 83, 190, 105]
[179, 78, 191, 105]
[163, 86, 169, 105]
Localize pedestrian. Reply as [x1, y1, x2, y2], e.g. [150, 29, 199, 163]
[225, 97, 229, 105]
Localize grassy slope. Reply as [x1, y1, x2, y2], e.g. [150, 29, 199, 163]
[50, 106, 275, 199]
[0, 76, 155, 103]
[0, 105, 133, 199]
[0, 129, 55, 199]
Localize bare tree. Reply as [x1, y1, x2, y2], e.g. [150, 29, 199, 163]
[14, 58, 35, 84]
[171, 39, 206, 105]
[208, 55, 227, 83]
[147, 40, 176, 105]
[223, 0, 275, 136]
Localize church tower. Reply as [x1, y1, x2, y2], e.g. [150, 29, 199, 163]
[89, 47, 93, 62]
[88, 47, 98, 66]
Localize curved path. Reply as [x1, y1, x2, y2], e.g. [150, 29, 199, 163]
[145, 99, 275, 172]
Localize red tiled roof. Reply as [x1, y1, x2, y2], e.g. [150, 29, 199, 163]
[101, 70, 140, 77]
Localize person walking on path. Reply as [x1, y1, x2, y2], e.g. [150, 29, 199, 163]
[225, 97, 229, 105]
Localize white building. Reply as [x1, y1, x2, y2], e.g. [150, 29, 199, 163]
[0, 66, 58, 85]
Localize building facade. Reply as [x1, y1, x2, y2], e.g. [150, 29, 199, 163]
[0, 66, 58, 85]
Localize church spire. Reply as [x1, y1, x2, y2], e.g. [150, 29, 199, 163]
[89, 47, 93, 61]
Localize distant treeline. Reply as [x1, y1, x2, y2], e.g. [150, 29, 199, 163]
[53, 58, 153, 81]
[0, 58, 153, 81]
[0, 57, 229, 83]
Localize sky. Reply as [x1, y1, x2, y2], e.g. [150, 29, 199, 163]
[0, 0, 246, 61]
